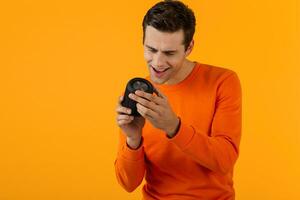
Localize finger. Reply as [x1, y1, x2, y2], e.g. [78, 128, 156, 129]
[129, 93, 161, 113]
[116, 95, 132, 114]
[136, 103, 159, 119]
[118, 119, 133, 126]
[116, 105, 132, 114]
[117, 114, 134, 125]
[117, 114, 133, 121]
[134, 90, 164, 105]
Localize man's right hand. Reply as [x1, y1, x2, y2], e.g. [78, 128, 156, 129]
[116, 95, 145, 149]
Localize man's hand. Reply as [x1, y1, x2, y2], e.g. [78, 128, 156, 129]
[129, 88, 180, 138]
[116, 95, 145, 149]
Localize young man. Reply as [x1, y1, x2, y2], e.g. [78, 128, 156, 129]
[115, 1, 242, 199]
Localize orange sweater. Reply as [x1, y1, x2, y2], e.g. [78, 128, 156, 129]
[115, 62, 242, 200]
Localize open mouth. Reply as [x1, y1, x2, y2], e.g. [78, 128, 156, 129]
[152, 67, 170, 73]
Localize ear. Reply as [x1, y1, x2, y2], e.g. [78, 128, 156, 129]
[185, 39, 194, 57]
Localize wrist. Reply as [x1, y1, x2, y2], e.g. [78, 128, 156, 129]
[126, 136, 142, 150]
[166, 117, 181, 138]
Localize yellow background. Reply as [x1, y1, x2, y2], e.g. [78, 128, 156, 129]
[0, 0, 299, 199]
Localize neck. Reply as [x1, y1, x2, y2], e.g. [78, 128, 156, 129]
[164, 59, 196, 85]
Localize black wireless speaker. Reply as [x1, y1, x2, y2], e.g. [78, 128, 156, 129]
[121, 77, 158, 116]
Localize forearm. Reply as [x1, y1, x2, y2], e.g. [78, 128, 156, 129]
[114, 134, 145, 192]
[169, 121, 240, 175]
[169, 72, 242, 174]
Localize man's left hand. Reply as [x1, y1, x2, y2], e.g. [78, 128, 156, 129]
[128, 89, 180, 137]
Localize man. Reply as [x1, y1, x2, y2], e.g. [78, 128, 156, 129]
[115, 0, 242, 199]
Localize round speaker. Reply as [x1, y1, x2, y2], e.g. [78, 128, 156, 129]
[121, 77, 158, 116]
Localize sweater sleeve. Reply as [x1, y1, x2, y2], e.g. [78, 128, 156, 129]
[114, 130, 146, 192]
[169, 72, 242, 175]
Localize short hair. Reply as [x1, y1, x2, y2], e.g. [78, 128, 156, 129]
[142, 0, 196, 51]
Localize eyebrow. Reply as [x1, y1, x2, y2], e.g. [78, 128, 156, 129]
[145, 45, 177, 53]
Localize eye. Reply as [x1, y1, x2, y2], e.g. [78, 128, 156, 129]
[149, 48, 157, 53]
[165, 52, 175, 56]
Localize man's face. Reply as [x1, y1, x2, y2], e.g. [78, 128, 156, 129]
[143, 26, 190, 85]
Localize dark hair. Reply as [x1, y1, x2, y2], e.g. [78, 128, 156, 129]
[142, 0, 196, 51]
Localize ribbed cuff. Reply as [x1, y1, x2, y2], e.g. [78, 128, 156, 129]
[120, 137, 144, 161]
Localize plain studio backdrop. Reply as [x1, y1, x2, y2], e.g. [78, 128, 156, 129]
[0, 0, 299, 199]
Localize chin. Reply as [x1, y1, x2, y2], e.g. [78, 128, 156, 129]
[150, 76, 166, 85]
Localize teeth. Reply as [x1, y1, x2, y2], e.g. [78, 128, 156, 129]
[153, 67, 168, 72]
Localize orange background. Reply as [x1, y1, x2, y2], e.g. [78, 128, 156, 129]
[0, 0, 299, 199]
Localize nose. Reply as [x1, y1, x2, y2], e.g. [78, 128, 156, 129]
[152, 52, 165, 68]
